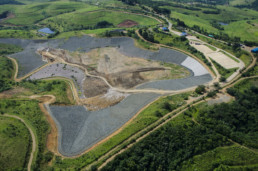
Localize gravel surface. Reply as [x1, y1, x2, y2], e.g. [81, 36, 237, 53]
[181, 57, 209, 76]
[0, 38, 61, 78]
[0, 35, 210, 79]
[29, 63, 86, 98]
[48, 93, 159, 156]
[137, 74, 212, 90]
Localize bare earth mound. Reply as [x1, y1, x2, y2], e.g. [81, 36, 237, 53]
[118, 20, 138, 28]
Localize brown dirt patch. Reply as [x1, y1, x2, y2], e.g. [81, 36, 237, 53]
[83, 77, 109, 98]
[81, 94, 125, 111]
[118, 20, 138, 28]
[39, 103, 59, 155]
[0, 12, 15, 24]
[0, 87, 30, 98]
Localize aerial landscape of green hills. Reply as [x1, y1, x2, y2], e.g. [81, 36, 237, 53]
[0, 0, 257, 170]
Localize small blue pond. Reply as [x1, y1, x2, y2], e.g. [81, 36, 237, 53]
[219, 22, 228, 26]
[38, 28, 55, 34]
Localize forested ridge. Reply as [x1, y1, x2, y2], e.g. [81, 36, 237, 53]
[102, 80, 258, 170]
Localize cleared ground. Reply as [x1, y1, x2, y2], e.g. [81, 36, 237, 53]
[190, 40, 241, 69]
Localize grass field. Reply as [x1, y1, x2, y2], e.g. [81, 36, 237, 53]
[0, 116, 31, 171]
[20, 79, 74, 105]
[0, 30, 38, 39]
[41, 10, 159, 32]
[166, 4, 258, 42]
[0, 1, 93, 26]
[0, 99, 50, 169]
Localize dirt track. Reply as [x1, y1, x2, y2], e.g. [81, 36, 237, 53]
[3, 114, 36, 171]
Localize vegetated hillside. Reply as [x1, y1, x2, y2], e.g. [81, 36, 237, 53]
[41, 10, 158, 32]
[0, 0, 23, 5]
[102, 79, 258, 170]
[119, 0, 229, 5]
[0, 43, 22, 92]
[234, 0, 258, 10]
[0, 117, 31, 171]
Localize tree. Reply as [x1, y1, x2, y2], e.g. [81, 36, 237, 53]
[195, 85, 206, 94]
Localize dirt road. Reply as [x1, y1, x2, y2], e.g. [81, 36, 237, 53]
[3, 114, 36, 171]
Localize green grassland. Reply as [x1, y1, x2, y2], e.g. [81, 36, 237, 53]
[164, 4, 258, 42]
[0, 116, 31, 171]
[0, 1, 93, 26]
[0, 30, 38, 39]
[229, 0, 256, 6]
[41, 10, 159, 32]
[0, 99, 50, 169]
[19, 79, 74, 105]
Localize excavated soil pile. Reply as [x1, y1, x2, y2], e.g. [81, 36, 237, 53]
[83, 77, 109, 97]
[118, 20, 138, 28]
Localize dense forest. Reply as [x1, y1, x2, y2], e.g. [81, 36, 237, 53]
[102, 121, 229, 171]
[102, 80, 258, 170]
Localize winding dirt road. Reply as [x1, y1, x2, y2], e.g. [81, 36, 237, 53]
[3, 114, 36, 171]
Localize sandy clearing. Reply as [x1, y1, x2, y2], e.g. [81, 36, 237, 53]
[208, 52, 240, 69]
[191, 44, 240, 69]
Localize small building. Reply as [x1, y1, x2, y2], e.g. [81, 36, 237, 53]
[162, 27, 169, 31]
[180, 32, 187, 36]
[251, 47, 258, 53]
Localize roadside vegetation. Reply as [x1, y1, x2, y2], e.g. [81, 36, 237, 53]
[0, 57, 15, 92]
[0, 99, 51, 170]
[20, 79, 74, 105]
